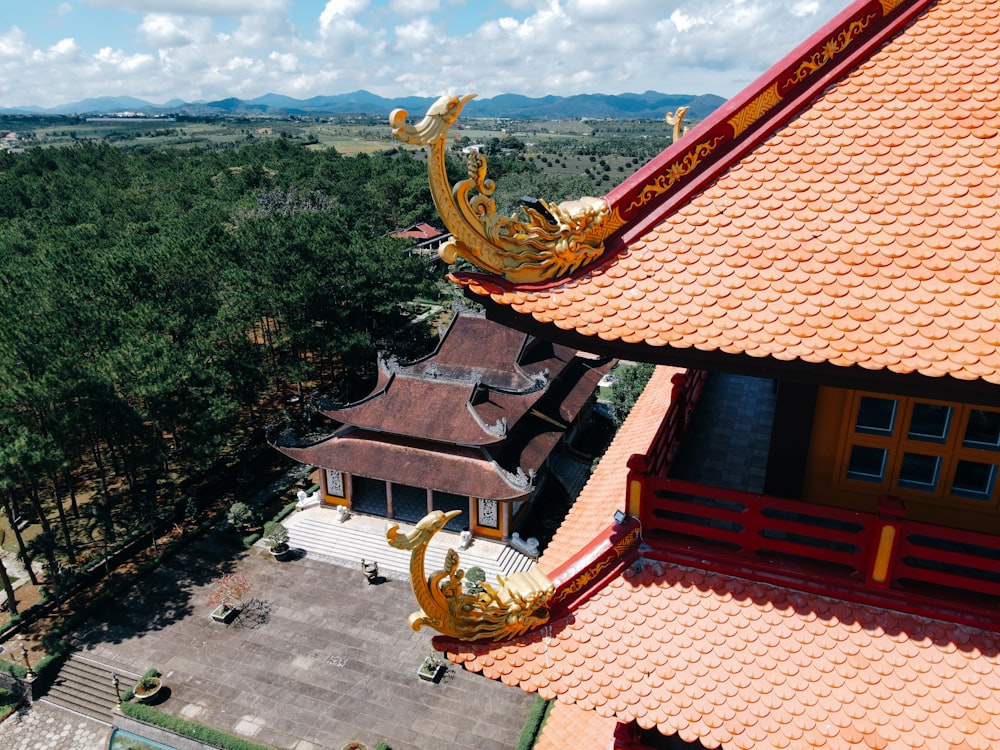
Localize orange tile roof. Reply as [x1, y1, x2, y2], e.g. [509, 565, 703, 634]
[534, 700, 617, 750]
[459, 0, 1000, 386]
[450, 562, 1000, 750]
[441, 361, 1000, 748]
[538, 365, 682, 575]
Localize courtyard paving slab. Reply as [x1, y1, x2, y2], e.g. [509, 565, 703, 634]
[65, 528, 536, 750]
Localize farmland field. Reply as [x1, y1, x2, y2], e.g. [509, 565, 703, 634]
[1, 112, 687, 188]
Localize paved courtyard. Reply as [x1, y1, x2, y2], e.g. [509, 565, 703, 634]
[27, 525, 536, 750]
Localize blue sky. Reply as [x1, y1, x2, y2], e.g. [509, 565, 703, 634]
[2, 1, 850, 109]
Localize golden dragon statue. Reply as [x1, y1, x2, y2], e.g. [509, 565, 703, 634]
[390, 94, 612, 284]
[386, 510, 554, 642]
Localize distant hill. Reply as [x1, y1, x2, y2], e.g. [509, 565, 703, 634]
[0, 90, 726, 121]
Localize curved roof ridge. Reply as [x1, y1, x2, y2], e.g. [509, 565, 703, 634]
[457, 0, 1000, 391]
[453, 0, 936, 295]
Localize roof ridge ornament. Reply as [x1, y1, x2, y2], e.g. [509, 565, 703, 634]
[386, 510, 554, 641]
[390, 94, 612, 283]
[665, 105, 688, 143]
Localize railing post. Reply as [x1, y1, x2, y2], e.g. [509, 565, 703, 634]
[626, 453, 649, 521]
[868, 495, 905, 588]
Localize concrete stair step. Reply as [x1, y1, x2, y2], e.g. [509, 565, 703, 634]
[282, 514, 535, 584]
[40, 653, 140, 725]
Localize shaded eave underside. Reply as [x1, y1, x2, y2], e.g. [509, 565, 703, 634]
[482, 299, 1000, 407]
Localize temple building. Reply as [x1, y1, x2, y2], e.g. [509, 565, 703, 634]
[383, 0, 1000, 748]
[273, 313, 612, 540]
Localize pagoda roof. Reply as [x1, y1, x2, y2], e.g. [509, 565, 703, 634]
[277, 429, 533, 500]
[392, 222, 444, 241]
[443, 367, 1000, 749]
[320, 313, 603, 445]
[452, 0, 1000, 402]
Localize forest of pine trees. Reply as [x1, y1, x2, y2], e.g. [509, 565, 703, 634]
[0, 131, 603, 610]
[0, 138, 446, 601]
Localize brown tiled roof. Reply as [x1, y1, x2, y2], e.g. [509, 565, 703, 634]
[457, 0, 1000, 388]
[450, 562, 1000, 750]
[324, 378, 505, 445]
[323, 314, 591, 445]
[407, 314, 562, 386]
[276, 431, 530, 500]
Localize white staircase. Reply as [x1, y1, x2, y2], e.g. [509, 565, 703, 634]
[279, 508, 536, 584]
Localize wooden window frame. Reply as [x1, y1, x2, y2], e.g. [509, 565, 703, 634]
[836, 392, 1000, 510]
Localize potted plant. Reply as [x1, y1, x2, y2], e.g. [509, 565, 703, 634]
[208, 572, 251, 623]
[417, 655, 445, 683]
[341, 743, 367, 750]
[464, 566, 486, 596]
[263, 521, 290, 561]
[133, 669, 163, 704]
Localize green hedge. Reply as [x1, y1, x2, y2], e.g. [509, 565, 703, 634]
[0, 686, 20, 721]
[515, 696, 553, 750]
[0, 658, 27, 680]
[241, 501, 297, 549]
[119, 702, 274, 750]
[272, 502, 297, 525]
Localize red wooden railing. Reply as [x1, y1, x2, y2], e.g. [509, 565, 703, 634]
[632, 473, 1000, 630]
[626, 368, 1000, 630]
[643, 370, 707, 479]
[893, 519, 1000, 602]
[640, 478, 875, 580]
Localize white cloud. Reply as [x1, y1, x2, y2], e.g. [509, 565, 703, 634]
[2, 0, 852, 108]
[393, 17, 441, 51]
[567, 0, 661, 21]
[319, 0, 368, 28]
[83, 0, 288, 16]
[96, 47, 156, 73]
[46, 38, 84, 61]
[0, 27, 32, 60]
[390, 0, 440, 14]
[669, 10, 708, 33]
[793, 0, 820, 16]
[138, 14, 204, 46]
[269, 50, 298, 73]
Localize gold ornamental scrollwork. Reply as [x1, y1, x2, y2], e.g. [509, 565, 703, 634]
[390, 94, 611, 284]
[785, 14, 877, 88]
[626, 134, 725, 213]
[386, 510, 554, 641]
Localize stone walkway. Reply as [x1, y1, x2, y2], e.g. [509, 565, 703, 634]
[8, 523, 536, 750]
[0, 703, 108, 750]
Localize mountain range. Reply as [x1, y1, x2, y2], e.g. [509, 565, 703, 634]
[1, 90, 726, 120]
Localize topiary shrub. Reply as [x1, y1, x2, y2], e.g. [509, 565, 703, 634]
[227, 502, 256, 531]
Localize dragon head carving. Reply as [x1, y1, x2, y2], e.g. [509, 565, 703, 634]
[385, 510, 554, 641]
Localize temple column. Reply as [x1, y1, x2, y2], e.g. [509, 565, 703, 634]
[468, 497, 475, 529]
[502, 502, 511, 543]
[386, 481, 394, 520]
[426, 488, 434, 516]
